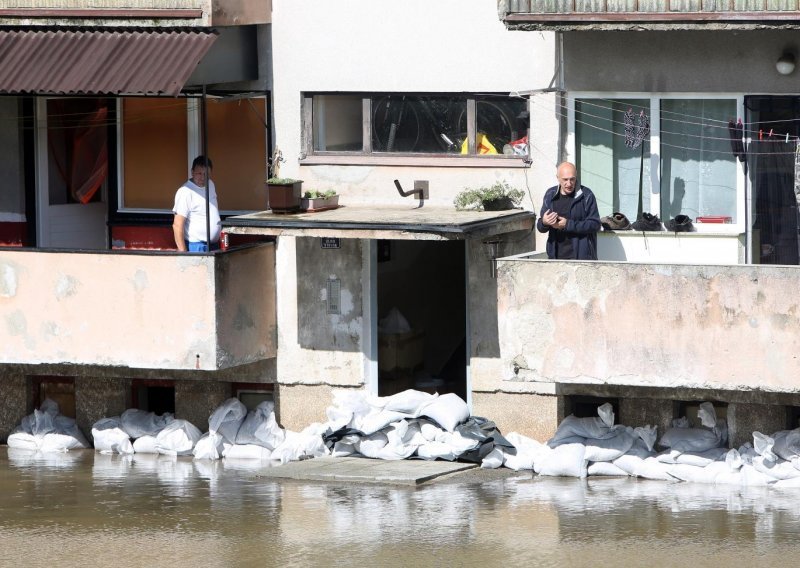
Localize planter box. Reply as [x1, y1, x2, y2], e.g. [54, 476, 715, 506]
[267, 181, 302, 213]
[301, 195, 339, 212]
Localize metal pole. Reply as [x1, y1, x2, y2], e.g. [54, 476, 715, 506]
[201, 85, 211, 249]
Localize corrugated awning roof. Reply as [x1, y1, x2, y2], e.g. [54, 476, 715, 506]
[0, 28, 218, 96]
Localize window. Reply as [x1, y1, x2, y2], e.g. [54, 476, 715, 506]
[131, 379, 175, 415]
[305, 93, 529, 160]
[232, 383, 274, 411]
[31, 376, 76, 418]
[120, 95, 268, 213]
[574, 96, 740, 228]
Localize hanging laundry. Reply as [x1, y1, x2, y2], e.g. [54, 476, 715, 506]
[728, 118, 745, 162]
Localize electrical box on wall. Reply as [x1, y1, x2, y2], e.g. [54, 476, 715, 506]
[326, 278, 341, 315]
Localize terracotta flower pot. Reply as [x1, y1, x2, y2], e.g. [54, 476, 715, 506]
[267, 181, 302, 213]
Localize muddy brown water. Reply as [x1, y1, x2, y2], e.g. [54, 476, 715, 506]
[1, 448, 799, 567]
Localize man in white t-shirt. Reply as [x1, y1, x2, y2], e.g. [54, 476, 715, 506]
[172, 155, 221, 252]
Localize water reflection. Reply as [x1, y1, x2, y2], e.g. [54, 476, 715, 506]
[2, 448, 800, 566]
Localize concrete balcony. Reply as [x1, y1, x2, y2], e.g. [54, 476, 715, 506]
[479, 255, 800, 396]
[0, 243, 275, 372]
[501, 0, 800, 30]
[0, 0, 271, 27]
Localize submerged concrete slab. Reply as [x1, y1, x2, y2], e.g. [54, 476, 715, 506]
[259, 456, 477, 485]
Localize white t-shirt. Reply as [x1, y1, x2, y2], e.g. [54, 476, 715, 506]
[172, 179, 221, 243]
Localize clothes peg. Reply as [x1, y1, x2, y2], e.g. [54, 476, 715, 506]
[786, 132, 790, 143]
[759, 130, 763, 140]
[769, 128, 774, 138]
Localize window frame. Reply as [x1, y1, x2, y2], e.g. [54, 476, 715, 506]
[116, 95, 269, 216]
[300, 92, 531, 168]
[568, 92, 746, 236]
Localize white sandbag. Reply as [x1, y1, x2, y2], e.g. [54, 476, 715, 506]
[752, 455, 800, 481]
[359, 409, 409, 436]
[132, 435, 159, 454]
[535, 443, 588, 478]
[376, 421, 421, 460]
[416, 440, 458, 461]
[420, 393, 469, 432]
[332, 440, 356, 457]
[503, 432, 543, 471]
[419, 420, 441, 441]
[772, 476, 800, 489]
[208, 398, 247, 443]
[753, 431, 777, 461]
[382, 390, 437, 414]
[120, 409, 173, 439]
[547, 435, 587, 448]
[91, 417, 134, 455]
[697, 402, 717, 428]
[773, 429, 800, 461]
[587, 461, 629, 476]
[481, 447, 504, 469]
[156, 419, 202, 456]
[235, 401, 285, 450]
[549, 406, 616, 444]
[738, 463, 776, 486]
[7, 432, 40, 451]
[270, 428, 329, 464]
[656, 447, 728, 467]
[223, 444, 273, 460]
[193, 432, 224, 460]
[612, 455, 673, 481]
[658, 425, 724, 453]
[583, 426, 635, 462]
[634, 425, 658, 451]
[355, 432, 389, 458]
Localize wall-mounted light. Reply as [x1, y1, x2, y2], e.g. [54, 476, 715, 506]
[777, 51, 796, 75]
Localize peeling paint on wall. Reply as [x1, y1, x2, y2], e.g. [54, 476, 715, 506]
[55, 274, 78, 299]
[0, 263, 17, 298]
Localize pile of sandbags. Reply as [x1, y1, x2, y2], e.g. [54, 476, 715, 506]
[92, 409, 201, 456]
[7, 399, 90, 452]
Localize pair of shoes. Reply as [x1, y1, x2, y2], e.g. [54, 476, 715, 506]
[600, 212, 632, 231]
[666, 214, 694, 232]
[632, 212, 663, 231]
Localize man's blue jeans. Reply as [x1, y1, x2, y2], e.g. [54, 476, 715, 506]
[186, 241, 219, 252]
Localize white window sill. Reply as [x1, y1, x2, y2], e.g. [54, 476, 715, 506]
[299, 153, 531, 168]
[600, 225, 744, 237]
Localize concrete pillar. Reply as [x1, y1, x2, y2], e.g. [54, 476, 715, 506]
[75, 376, 128, 443]
[619, 397, 674, 436]
[0, 370, 27, 442]
[276, 384, 336, 431]
[727, 403, 787, 449]
[472, 392, 559, 442]
[175, 380, 230, 431]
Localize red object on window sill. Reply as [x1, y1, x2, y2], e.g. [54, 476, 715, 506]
[696, 216, 732, 224]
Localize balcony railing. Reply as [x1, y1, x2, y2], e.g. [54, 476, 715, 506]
[0, 243, 276, 372]
[502, 0, 800, 29]
[0, 0, 271, 26]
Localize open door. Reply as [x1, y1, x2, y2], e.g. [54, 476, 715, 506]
[36, 98, 109, 249]
[376, 239, 467, 400]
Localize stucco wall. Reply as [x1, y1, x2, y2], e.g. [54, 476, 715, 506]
[175, 379, 230, 431]
[0, 369, 26, 442]
[76, 376, 128, 442]
[0, 246, 275, 371]
[271, 0, 559, 211]
[564, 30, 800, 93]
[493, 259, 800, 395]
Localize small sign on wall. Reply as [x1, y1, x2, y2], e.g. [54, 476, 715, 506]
[321, 237, 341, 249]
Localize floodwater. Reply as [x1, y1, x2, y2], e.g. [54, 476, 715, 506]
[3, 449, 800, 568]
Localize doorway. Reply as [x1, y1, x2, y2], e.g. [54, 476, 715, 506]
[376, 239, 466, 400]
[36, 98, 110, 249]
[745, 96, 800, 265]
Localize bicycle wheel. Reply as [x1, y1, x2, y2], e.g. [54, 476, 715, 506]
[455, 100, 520, 153]
[372, 97, 421, 152]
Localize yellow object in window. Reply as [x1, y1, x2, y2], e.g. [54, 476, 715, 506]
[461, 132, 498, 155]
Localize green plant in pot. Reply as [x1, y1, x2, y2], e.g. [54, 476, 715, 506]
[301, 189, 339, 212]
[266, 147, 302, 213]
[453, 180, 524, 211]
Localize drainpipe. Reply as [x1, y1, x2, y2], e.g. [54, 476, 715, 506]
[201, 84, 211, 248]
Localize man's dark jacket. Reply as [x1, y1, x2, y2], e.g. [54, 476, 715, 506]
[536, 185, 601, 260]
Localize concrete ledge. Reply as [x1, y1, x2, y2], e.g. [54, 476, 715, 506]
[258, 456, 476, 485]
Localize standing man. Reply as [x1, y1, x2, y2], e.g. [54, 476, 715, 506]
[172, 155, 221, 252]
[537, 161, 600, 260]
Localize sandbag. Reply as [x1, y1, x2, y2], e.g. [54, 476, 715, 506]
[192, 432, 225, 460]
[132, 435, 159, 454]
[91, 417, 133, 455]
[120, 409, 173, 439]
[535, 443, 588, 478]
[549, 403, 616, 445]
[587, 461, 629, 476]
[420, 393, 469, 432]
[10, 400, 90, 452]
[481, 447, 505, 469]
[156, 420, 203, 456]
[208, 398, 247, 443]
[223, 444, 273, 460]
[772, 429, 800, 461]
[270, 428, 329, 464]
[235, 401, 285, 450]
[382, 390, 437, 414]
[658, 425, 725, 453]
[583, 426, 635, 462]
[502, 432, 542, 471]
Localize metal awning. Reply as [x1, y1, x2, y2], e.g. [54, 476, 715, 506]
[0, 28, 218, 96]
[223, 206, 536, 241]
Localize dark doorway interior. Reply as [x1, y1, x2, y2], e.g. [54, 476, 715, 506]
[377, 239, 466, 400]
[132, 380, 175, 415]
[746, 96, 800, 265]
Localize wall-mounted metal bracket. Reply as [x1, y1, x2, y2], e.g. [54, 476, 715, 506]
[394, 179, 429, 207]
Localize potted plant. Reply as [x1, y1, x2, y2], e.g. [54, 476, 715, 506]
[453, 180, 525, 211]
[301, 189, 340, 212]
[266, 147, 302, 213]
